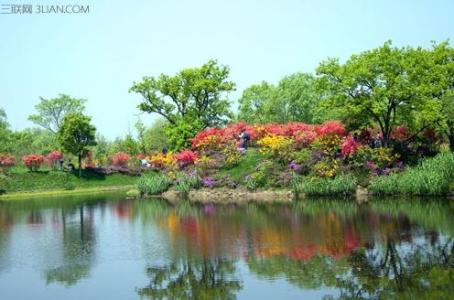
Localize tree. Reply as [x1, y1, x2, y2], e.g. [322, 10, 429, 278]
[143, 119, 169, 152]
[0, 108, 11, 153]
[315, 41, 447, 147]
[130, 60, 235, 149]
[237, 81, 275, 123]
[28, 94, 86, 134]
[57, 113, 96, 177]
[237, 73, 319, 124]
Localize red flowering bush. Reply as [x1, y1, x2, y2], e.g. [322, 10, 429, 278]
[315, 120, 346, 137]
[0, 154, 15, 173]
[341, 136, 361, 156]
[109, 152, 130, 167]
[390, 126, 409, 141]
[175, 150, 198, 168]
[46, 150, 63, 168]
[22, 154, 45, 171]
[136, 153, 146, 160]
[0, 154, 15, 167]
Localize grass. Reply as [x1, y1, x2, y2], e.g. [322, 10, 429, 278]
[294, 174, 358, 197]
[0, 166, 141, 194]
[137, 172, 170, 195]
[369, 152, 454, 196]
[217, 148, 262, 181]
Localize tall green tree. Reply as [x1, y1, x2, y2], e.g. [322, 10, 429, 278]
[57, 113, 96, 177]
[0, 108, 11, 153]
[315, 41, 447, 147]
[237, 73, 318, 124]
[28, 94, 86, 134]
[130, 60, 235, 149]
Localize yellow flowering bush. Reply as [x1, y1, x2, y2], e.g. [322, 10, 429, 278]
[257, 134, 294, 162]
[223, 142, 241, 167]
[312, 135, 342, 156]
[312, 159, 340, 178]
[148, 152, 176, 169]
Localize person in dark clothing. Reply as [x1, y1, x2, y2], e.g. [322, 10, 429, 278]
[238, 129, 250, 149]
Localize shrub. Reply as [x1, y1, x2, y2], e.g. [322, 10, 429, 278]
[46, 150, 63, 168]
[148, 152, 176, 169]
[22, 154, 45, 171]
[295, 174, 358, 196]
[0, 154, 15, 173]
[109, 152, 130, 167]
[257, 134, 294, 162]
[369, 152, 454, 195]
[174, 150, 198, 168]
[174, 171, 201, 194]
[137, 173, 170, 195]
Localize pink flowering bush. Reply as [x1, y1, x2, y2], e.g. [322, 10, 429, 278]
[109, 152, 130, 167]
[22, 154, 45, 171]
[174, 150, 198, 168]
[46, 150, 63, 168]
[341, 137, 361, 156]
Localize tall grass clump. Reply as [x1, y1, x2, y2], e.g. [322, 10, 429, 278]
[369, 152, 454, 195]
[294, 174, 357, 196]
[137, 173, 170, 196]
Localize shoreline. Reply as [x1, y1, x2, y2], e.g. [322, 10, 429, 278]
[0, 185, 133, 201]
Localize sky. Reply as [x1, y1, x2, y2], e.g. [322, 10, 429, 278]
[1, 0, 453, 139]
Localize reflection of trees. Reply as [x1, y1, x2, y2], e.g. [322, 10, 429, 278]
[44, 206, 96, 286]
[137, 257, 242, 300]
[335, 238, 454, 300]
[248, 254, 348, 289]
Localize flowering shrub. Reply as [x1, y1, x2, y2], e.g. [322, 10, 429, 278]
[312, 159, 340, 178]
[46, 150, 63, 168]
[148, 152, 176, 169]
[202, 176, 216, 188]
[0, 154, 15, 173]
[223, 142, 241, 167]
[312, 134, 342, 156]
[257, 134, 294, 162]
[390, 126, 409, 141]
[136, 153, 146, 160]
[22, 154, 45, 171]
[174, 150, 198, 168]
[109, 152, 130, 167]
[341, 137, 361, 157]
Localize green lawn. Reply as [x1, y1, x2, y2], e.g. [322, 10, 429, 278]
[0, 167, 140, 193]
[216, 148, 262, 181]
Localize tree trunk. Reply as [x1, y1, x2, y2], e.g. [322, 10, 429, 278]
[78, 152, 82, 178]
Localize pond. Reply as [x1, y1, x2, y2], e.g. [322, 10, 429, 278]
[0, 193, 453, 300]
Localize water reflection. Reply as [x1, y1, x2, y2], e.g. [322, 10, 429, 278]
[0, 195, 452, 299]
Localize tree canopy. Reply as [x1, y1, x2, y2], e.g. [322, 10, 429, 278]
[315, 41, 452, 147]
[130, 60, 235, 128]
[28, 94, 86, 134]
[237, 73, 318, 124]
[56, 113, 96, 177]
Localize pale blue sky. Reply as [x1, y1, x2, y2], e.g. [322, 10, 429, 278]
[1, 0, 453, 139]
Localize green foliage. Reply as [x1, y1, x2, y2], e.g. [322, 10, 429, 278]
[238, 73, 319, 123]
[315, 41, 450, 146]
[28, 94, 86, 134]
[164, 117, 203, 150]
[0, 168, 137, 193]
[295, 174, 358, 196]
[174, 172, 201, 194]
[56, 113, 97, 176]
[130, 59, 235, 129]
[369, 152, 454, 195]
[142, 118, 169, 152]
[137, 173, 170, 195]
[126, 188, 140, 198]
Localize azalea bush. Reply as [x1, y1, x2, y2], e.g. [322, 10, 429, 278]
[22, 154, 45, 171]
[0, 154, 15, 173]
[257, 134, 294, 163]
[148, 152, 176, 169]
[46, 150, 63, 168]
[109, 152, 130, 167]
[174, 150, 198, 168]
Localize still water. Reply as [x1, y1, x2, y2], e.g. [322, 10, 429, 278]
[0, 193, 453, 300]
